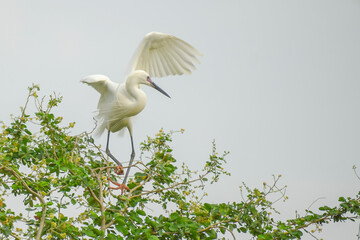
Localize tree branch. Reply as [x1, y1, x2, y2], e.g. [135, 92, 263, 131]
[1, 166, 47, 240]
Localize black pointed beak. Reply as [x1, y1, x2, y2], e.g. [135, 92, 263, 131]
[151, 81, 171, 98]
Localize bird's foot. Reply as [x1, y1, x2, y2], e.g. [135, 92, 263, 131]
[115, 165, 124, 175]
[107, 177, 129, 195]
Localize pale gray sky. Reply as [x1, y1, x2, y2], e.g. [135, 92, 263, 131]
[1, 1, 360, 239]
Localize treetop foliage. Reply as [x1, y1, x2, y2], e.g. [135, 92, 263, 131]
[0, 85, 359, 239]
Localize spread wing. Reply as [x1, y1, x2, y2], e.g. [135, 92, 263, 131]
[81, 75, 113, 95]
[81, 75, 131, 136]
[130, 32, 201, 77]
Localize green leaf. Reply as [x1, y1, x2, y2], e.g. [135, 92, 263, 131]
[168, 224, 178, 232]
[90, 211, 98, 218]
[129, 211, 142, 223]
[204, 203, 212, 211]
[148, 236, 159, 240]
[169, 212, 179, 221]
[116, 224, 129, 235]
[25, 208, 36, 212]
[137, 209, 146, 216]
[24, 129, 32, 135]
[83, 229, 96, 237]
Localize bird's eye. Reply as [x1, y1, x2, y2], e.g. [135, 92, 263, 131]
[146, 76, 151, 82]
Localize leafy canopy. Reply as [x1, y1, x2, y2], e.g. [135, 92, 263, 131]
[0, 85, 359, 239]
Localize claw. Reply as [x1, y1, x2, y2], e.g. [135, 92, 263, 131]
[115, 165, 124, 175]
[107, 177, 129, 195]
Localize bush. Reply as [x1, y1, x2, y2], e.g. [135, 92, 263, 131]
[0, 85, 359, 239]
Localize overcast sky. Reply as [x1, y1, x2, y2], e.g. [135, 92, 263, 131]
[1, 1, 360, 239]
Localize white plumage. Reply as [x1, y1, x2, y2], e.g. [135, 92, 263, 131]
[131, 32, 201, 77]
[81, 32, 201, 193]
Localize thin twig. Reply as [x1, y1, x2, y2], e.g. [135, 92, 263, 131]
[304, 229, 321, 240]
[353, 165, 360, 181]
[198, 219, 238, 233]
[305, 197, 326, 216]
[1, 166, 47, 240]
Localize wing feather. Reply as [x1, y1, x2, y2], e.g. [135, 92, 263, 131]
[166, 47, 191, 74]
[152, 50, 165, 76]
[164, 48, 186, 75]
[152, 50, 162, 77]
[81, 75, 111, 95]
[172, 42, 197, 69]
[158, 47, 178, 75]
[130, 32, 201, 77]
[157, 49, 172, 76]
[153, 46, 178, 75]
[149, 52, 156, 77]
[173, 38, 201, 64]
[156, 48, 171, 76]
[171, 44, 196, 71]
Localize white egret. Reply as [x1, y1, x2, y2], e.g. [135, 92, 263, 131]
[82, 32, 201, 193]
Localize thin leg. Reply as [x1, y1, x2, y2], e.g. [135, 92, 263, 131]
[106, 131, 134, 195]
[122, 134, 135, 185]
[105, 130, 124, 175]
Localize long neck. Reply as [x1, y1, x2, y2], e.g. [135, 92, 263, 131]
[125, 79, 147, 114]
[126, 79, 145, 100]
